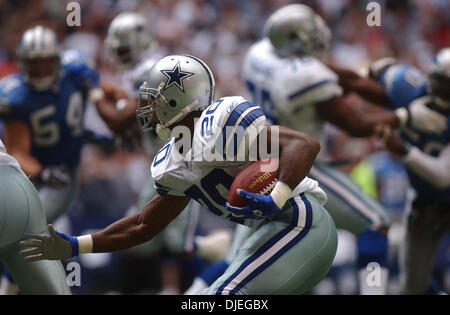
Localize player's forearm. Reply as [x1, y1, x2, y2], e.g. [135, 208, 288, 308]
[95, 99, 137, 132]
[277, 127, 320, 189]
[90, 213, 155, 253]
[328, 109, 399, 138]
[404, 146, 450, 189]
[90, 194, 189, 253]
[316, 97, 400, 138]
[329, 64, 390, 106]
[354, 111, 400, 137]
[345, 80, 391, 106]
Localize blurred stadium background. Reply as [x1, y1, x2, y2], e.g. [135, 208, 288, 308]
[0, 0, 449, 294]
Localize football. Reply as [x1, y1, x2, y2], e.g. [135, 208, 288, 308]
[228, 158, 279, 207]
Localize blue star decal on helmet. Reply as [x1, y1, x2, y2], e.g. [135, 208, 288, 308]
[161, 62, 194, 93]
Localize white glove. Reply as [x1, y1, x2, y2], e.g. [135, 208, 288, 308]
[395, 99, 447, 134]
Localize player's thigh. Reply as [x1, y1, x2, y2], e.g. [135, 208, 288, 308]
[37, 177, 78, 224]
[0, 242, 70, 295]
[0, 166, 69, 294]
[202, 194, 337, 295]
[0, 166, 46, 249]
[163, 200, 201, 255]
[309, 162, 390, 235]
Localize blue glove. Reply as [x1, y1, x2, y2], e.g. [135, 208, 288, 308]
[20, 225, 79, 261]
[226, 189, 282, 220]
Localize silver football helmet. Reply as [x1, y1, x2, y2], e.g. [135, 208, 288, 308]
[428, 47, 450, 110]
[264, 4, 331, 58]
[105, 12, 152, 68]
[17, 25, 61, 91]
[136, 55, 215, 139]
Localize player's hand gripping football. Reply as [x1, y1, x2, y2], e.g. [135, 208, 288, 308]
[20, 225, 78, 261]
[226, 189, 282, 220]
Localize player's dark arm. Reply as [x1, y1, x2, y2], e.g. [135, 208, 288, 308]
[93, 82, 138, 132]
[316, 96, 399, 137]
[90, 194, 190, 253]
[327, 63, 391, 106]
[229, 125, 320, 215]
[265, 125, 320, 190]
[95, 98, 138, 132]
[2, 121, 43, 177]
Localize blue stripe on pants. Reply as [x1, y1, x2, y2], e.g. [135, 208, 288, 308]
[216, 193, 313, 295]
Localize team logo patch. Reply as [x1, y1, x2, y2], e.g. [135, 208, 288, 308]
[161, 62, 194, 93]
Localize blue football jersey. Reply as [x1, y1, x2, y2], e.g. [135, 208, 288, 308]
[379, 65, 450, 201]
[369, 152, 409, 214]
[0, 50, 99, 171]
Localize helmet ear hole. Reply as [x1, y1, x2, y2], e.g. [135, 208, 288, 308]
[289, 32, 297, 40]
[169, 100, 177, 107]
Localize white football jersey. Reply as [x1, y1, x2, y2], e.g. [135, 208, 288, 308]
[0, 140, 24, 174]
[242, 38, 343, 147]
[151, 96, 326, 228]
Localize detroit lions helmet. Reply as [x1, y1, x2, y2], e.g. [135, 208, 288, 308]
[136, 55, 215, 139]
[264, 4, 331, 58]
[428, 47, 450, 110]
[17, 25, 61, 91]
[105, 12, 152, 68]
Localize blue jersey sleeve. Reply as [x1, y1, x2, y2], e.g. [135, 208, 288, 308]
[61, 50, 99, 91]
[378, 65, 427, 109]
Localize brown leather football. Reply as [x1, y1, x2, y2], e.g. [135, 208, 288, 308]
[228, 158, 279, 207]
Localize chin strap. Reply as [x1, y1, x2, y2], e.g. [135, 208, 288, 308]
[156, 99, 199, 139]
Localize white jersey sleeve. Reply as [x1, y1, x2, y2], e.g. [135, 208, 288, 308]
[191, 96, 267, 167]
[151, 138, 189, 196]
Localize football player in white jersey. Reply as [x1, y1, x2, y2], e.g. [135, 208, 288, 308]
[98, 12, 161, 139]
[241, 4, 446, 295]
[0, 140, 70, 294]
[20, 54, 338, 295]
[98, 13, 231, 293]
